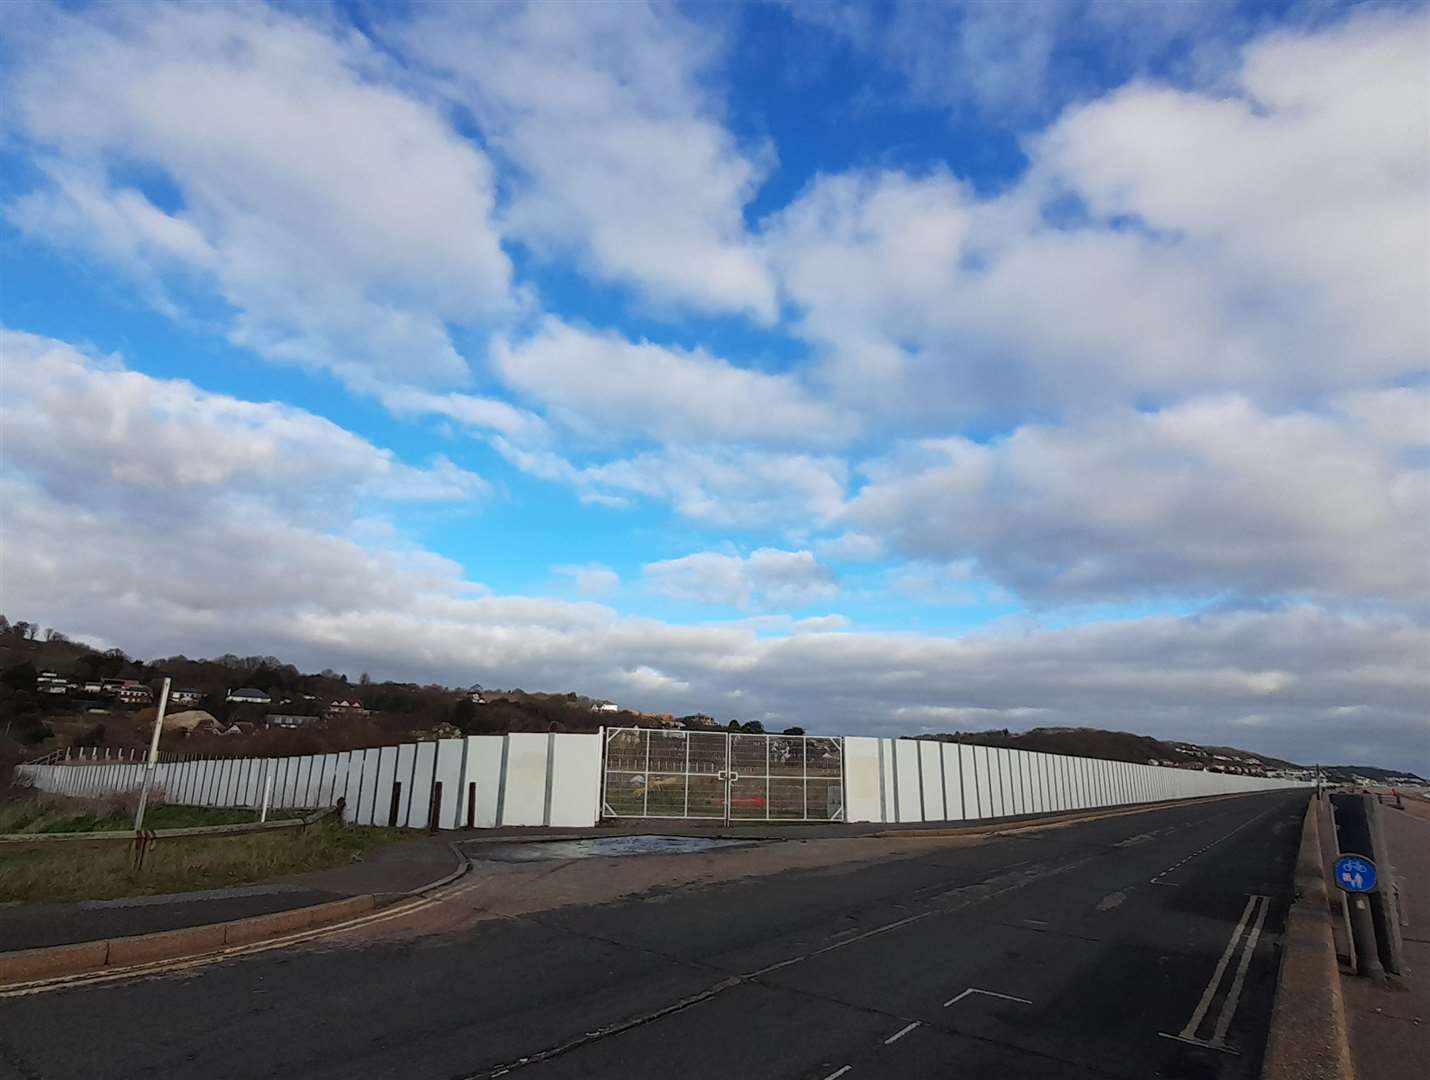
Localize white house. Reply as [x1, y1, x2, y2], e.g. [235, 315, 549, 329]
[226, 687, 272, 705]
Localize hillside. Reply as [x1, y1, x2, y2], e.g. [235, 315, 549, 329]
[0, 616, 743, 773]
[1322, 764, 1427, 785]
[910, 726, 1307, 777]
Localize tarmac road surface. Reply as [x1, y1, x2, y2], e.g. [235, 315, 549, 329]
[0, 789, 1309, 1080]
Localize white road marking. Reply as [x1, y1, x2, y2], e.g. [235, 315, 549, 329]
[821, 1067, 852, 1080]
[1211, 894, 1270, 1045]
[883, 1021, 921, 1045]
[1150, 806, 1276, 885]
[1160, 894, 1270, 1053]
[1156, 1031, 1238, 1056]
[1178, 895, 1258, 1039]
[943, 987, 1034, 1008]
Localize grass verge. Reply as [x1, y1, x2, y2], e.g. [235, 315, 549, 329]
[0, 823, 404, 904]
[0, 795, 263, 834]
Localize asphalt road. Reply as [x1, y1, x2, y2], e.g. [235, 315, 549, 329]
[0, 790, 1309, 1080]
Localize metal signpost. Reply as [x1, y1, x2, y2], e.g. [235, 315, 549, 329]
[1334, 848, 1386, 978]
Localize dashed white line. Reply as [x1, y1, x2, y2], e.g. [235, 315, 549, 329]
[1149, 807, 1274, 885]
[883, 1021, 922, 1045]
[821, 1067, 852, 1080]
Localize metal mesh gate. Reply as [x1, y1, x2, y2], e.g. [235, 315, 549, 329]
[601, 728, 843, 822]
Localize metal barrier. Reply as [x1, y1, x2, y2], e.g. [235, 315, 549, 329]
[600, 727, 844, 823]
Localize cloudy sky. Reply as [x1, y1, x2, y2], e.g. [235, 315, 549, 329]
[1, 0, 1426, 773]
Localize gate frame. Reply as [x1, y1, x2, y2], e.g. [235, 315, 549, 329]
[599, 726, 844, 824]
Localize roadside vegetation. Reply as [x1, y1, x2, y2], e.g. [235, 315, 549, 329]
[0, 816, 403, 905]
[0, 792, 262, 834]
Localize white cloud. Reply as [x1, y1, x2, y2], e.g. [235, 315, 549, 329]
[554, 563, 620, 598]
[643, 548, 838, 609]
[493, 439, 849, 529]
[3, 491, 1425, 770]
[814, 532, 886, 561]
[1, 331, 1423, 771]
[848, 395, 1429, 606]
[377, 386, 551, 445]
[492, 318, 851, 446]
[764, 9, 1429, 426]
[5, 3, 512, 387]
[398, 1, 775, 320]
[1, 329, 488, 524]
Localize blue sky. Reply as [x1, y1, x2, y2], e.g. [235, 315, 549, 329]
[1, 0, 1426, 773]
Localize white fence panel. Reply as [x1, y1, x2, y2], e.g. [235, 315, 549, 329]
[407, 742, 437, 829]
[500, 733, 549, 826]
[842, 737, 884, 824]
[433, 739, 465, 829]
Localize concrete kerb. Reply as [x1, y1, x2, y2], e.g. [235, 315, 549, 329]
[1261, 797, 1355, 1080]
[0, 840, 468, 988]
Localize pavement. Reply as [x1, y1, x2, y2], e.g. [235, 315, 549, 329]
[0, 835, 460, 952]
[0, 789, 1310, 1080]
[1339, 800, 1430, 1077]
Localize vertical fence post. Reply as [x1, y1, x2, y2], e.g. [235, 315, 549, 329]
[642, 729, 651, 818]
[133, 678, 171, 833]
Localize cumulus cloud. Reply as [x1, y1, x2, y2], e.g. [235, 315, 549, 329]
[848, 395, 1429, 606]
[1, 330, 488, 524]
[553, 563, 620, 598]
[764, 9, 1429, 425]
[398, 1, 775, 320]
[3, 490, 1424, 771]
[4, 2, 512, 386]
[493, 439, 849, 529]
[2, 329, 1424, 772]
[491, 318, 851, 446]
[643, 548, 838, 609]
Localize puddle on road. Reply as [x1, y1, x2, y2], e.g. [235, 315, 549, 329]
[473, 835, 757, 862]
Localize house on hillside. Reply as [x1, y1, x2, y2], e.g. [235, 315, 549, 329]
[324, 698, 369, 721]
[37, 672, 69, 695]
[171, 688, 205, 706]
[267, 713, 321, 729]
[116, 681, 152, 705]
[226, 687, 271, 705]
[591, 701, 619, 713]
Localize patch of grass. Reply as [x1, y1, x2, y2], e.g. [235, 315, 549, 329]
[0, 793, 267, 834]
[0, 824, 404, 904]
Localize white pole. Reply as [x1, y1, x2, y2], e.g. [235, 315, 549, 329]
[133, 678, 171, 832]
[260, 766, 274, 823]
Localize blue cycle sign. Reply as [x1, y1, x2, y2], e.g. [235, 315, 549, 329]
[1334, 854, 1377, 893]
